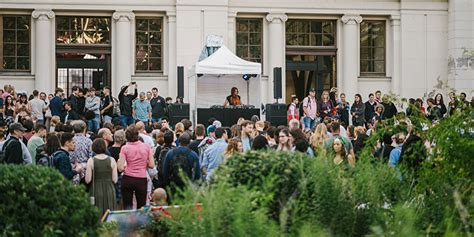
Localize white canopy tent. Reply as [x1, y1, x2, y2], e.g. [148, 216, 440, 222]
[188, 45, 262, 113]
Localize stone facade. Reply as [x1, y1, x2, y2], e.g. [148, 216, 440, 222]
[0, 0, 471, 108]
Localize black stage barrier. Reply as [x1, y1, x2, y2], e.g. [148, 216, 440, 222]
[197, 108, 260, 127]
[169, 103, 190, 126]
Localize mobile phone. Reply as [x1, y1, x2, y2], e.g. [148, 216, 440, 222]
[131, 82, 136, 85]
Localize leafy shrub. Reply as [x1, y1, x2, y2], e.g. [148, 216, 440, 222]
[0, 165, 100, 236]
[162, 182, 279, 237]
[210, 150, 404, 236]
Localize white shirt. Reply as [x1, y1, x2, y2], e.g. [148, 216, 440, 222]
[139, 133, 155, 148]
[29, 98, 47, 120]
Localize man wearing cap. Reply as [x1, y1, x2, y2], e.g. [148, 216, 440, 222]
[302, 88, 318, 131]
[3, 123, 27, 164]
[197, 125, 217, 163]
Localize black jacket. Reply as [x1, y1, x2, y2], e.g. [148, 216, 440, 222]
[4, 136, 23, 164]
[381, 102, 397, 119]
[119, 86, 138, 116]
[62, 110, 81, 123]
[365, 101, 376, 122]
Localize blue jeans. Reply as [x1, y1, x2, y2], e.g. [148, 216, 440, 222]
[303, 116, 318, 131]
[120, 115, 134, 127]
[103, 115, 113, 124]
[87, 114, 100, 133]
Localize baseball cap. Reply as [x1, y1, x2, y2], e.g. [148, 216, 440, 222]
[9, 122, 26, 132]
[207, 125, 217, 134]
[309, 88, 316, 92]
[212, 120, 222, 128]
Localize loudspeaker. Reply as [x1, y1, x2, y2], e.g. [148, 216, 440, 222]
[273, 67, 282, 100]
[169, 103, 190, 126]
[177, 66, 184, 98]
[265, 103, 287, 126]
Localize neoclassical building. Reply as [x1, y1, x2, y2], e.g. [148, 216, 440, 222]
[0, 0, 472, 106]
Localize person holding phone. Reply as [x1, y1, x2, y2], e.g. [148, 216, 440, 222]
[119, 82, 138, 127]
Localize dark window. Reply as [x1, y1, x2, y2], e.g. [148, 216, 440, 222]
[56, 17, 111, 44]
[1, 15, 31, 71]
[236, 18, 263, 63]
[360, 21, 386, 75]
[135, 18, 163, 72]
[286, 20, 336, 47]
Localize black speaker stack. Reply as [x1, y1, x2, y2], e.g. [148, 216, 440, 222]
[265, 103, 287, 126]
[177, 66, 184, 98]
[273, 67, 282, 100]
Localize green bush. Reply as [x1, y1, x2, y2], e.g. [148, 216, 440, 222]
[129, 107, 474, 236]
[0, 165, 100, 236]
[210, 150, 405, 236]
[162, 182, 279, 237]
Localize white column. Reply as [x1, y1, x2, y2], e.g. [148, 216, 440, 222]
[228, 11, 237, 52]
[112, 11, 134, 95]
[32, 10, 55, 93]
[266, 13, 288, 103]
[391, 15, 401, 95]
[167, 11, 177, 99]
[341, 14, 363, 101]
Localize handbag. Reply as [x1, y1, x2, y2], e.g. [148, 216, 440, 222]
[85, 110, 96, 120]
[90, 157, 95, 205]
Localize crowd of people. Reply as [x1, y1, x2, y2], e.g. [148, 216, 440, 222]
[0, 83, 472, 217]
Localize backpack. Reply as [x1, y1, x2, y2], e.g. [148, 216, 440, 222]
[112, 97, 121, 116]
[169, 149, 195, 187]
[0, 139, 15, 163]
[152, 145, 172, 189]
[299, 96, 310, 118]
[38, 150, 63, 168]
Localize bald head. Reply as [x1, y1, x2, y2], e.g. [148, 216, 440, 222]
[97, 128, 113, 143]
[152, 188, 167, 205]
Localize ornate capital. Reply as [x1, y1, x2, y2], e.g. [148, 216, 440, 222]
[341, 15, 363, 25]
[112, 11, 135, 22]
[266, 13, 288, 24]
[32, 10, 55, 21]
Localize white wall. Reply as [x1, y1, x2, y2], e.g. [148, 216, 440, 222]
[401, 11, 448, 98]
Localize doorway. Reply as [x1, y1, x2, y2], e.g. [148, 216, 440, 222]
[56, 52, 110, 96]
[285, 54, 336, 103]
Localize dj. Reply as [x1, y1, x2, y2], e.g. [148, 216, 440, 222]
[223, 87, 242, 107]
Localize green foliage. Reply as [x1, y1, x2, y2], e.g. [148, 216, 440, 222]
[162, 182, 279, 237]
[152, 108, 473, 236]
[0, 165, 100, 236]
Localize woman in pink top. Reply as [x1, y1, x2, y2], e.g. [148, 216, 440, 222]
[118, 125, 155, 209]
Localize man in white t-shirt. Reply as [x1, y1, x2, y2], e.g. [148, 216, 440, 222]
[28, 90, 47, 125]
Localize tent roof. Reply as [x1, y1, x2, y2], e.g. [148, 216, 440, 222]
[194, 45, 262, 75]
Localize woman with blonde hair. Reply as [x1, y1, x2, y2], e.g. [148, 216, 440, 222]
[224, 138, 243, 161]
[318, 90, 334, 120]
[310, 123, 329, 152]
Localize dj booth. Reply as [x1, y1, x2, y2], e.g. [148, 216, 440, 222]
[197, 105, 260, 127]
